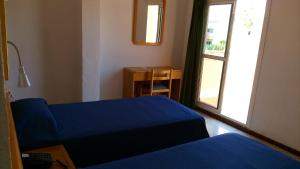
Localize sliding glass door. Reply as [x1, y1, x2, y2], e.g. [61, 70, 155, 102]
[197, 2, 235, 113]
[197, 0, 268, 124]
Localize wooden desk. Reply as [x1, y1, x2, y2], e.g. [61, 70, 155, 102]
[26, 145, 76, 169]
[123, 67, 182, 101]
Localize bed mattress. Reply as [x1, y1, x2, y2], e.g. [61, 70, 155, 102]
[50, 96, 209, 167]
[85, 133, 300, 169]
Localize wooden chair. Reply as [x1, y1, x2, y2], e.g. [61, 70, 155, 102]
[140, 68, 172, 98]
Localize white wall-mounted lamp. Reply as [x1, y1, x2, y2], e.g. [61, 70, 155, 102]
[7, 41, 31, 88]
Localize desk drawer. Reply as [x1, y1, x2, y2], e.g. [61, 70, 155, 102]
[171, 70, 182, 79]
[133, 72, 151, 81]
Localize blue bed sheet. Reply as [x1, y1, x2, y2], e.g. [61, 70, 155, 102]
[85, 133, 300, 169]
[49, 96, 209, 167]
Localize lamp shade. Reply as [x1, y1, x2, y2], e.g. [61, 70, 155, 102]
[18, 66, 31, 88]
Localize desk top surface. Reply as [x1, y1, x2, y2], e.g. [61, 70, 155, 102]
[125, 67, 182, 72]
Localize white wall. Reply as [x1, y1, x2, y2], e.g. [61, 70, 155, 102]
[6, 0, 82, 104]
[99, 0, 188, 99]
[249, 0, 300, 151]
[82, 0, 101, 101]
[171, 0, 193, 68]
[41, 0, 82, 104]
[6, 0, 45, 100]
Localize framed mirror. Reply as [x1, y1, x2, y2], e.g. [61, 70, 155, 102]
[132, 0, 166, 46]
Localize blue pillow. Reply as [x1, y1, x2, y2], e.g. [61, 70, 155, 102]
[11, 98, 59, 150]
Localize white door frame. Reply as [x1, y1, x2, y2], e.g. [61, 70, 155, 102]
[246, 0, 272, 127]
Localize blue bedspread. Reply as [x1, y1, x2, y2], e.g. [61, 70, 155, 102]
[85, 133, 300, 169]
[49, 96, 209, 167]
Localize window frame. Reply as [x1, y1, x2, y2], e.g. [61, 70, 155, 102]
[196, 0, 236, 114]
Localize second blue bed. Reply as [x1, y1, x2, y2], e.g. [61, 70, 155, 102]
[85, 133, 300, 169]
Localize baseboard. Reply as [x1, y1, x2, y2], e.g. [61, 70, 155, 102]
[196, 107, 300, 157]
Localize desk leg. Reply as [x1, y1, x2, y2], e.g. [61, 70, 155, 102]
[123, 71, 135, 98]
[171, 79, 181, 101]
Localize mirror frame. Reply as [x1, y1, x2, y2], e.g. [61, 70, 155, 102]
[132, 0, 166, 46]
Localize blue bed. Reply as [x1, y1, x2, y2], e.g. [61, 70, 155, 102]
[11, 96, 209, 168]
[84, 133, 300, 169]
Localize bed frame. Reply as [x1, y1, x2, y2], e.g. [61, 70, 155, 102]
[4, 92, 23, 169]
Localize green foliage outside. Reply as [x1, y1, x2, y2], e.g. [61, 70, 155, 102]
[205, 40, 226, 51]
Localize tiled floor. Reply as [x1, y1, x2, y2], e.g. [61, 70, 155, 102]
[201, 113, 300, 161]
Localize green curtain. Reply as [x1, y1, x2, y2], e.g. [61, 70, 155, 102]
[180, 0, 207, 108]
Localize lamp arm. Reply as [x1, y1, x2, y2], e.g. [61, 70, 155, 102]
[6, 40, 31, 88]
[7, 41, 23, 67]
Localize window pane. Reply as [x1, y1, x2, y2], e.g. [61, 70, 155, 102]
[204, 4, 232, 57]
[199, 58, 224, 108]
[146, 5, 159, 43]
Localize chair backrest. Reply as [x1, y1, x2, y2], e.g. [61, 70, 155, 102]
[151, 68, 172, 81]
[150, 68, 172, 97]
